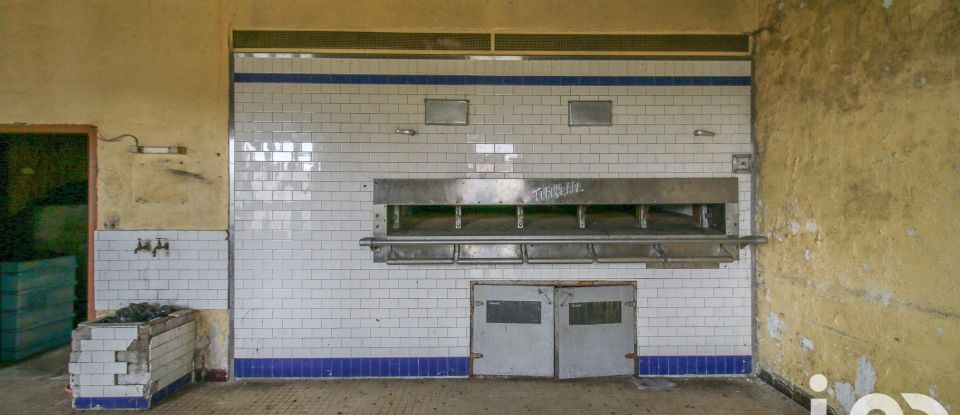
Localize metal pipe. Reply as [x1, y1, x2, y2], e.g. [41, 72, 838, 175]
[359, 235, 768, 247]
[395, 128, 417, 136]
[386, 258, 455, 265]
[457, 259, 525, 265]
[527, 258, 595, 264]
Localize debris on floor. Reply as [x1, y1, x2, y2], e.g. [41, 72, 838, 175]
[630, 377, 677, 391]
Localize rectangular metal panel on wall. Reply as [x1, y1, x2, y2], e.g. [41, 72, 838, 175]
[472, 285, 555, 377]
[372, 178, 739, 206]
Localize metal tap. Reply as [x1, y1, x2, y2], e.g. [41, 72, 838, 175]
[134, 239, 152, 254]
[151, 238, 169, 257]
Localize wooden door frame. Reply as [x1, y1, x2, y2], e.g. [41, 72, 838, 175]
[0, 124, 98, 320]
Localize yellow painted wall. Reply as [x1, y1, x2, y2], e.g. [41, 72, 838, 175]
[753, 1, 959, 413]
[0, 0, 757, 230]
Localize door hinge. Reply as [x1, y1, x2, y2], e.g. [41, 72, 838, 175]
[625, 352, 638, 359]
[624, 300, 637, 307]
[474, 300, 484, 307]
[470, 352, 484, 359]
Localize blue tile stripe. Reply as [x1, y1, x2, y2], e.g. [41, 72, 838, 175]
[73, 373, 192, 410]
[149, 373, 193, 406]
[637, 355, 752, 376]
[234, 73, 751, 86]
[234, 357, 469, 378]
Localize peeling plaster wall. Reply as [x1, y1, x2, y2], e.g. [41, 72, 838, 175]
[754, 1, 959, 413]
[0, 0, 757, 231]
[194, 310, 229, 377]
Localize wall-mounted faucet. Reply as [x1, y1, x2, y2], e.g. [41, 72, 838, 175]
[151, 238, 169, 257]
[134, 239, 152, 254]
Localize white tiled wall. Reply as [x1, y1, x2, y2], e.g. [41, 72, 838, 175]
[148, 320, 197, 390]
[94, 230, 228, 310]
[232, 56, 753, 360]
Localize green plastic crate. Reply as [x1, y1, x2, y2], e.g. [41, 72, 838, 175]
[0, 256, 78, 292]
[1, 284, 76, 312]
[1, 317, 73, 350]
[0, 319, 73, 361]
[1, 256, 78, 361]
[1, 302, 73, 332]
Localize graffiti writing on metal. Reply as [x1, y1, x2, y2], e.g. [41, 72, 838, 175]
[531, 181, 584, 202]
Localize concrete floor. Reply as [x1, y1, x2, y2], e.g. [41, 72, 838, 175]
[0, 347, 807, 414]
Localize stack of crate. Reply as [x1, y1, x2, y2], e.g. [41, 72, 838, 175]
[0, 256, 77, 361]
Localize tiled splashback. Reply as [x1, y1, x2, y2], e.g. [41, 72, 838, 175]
[231, 56, 753, 362]
[94, 230, 228, 310]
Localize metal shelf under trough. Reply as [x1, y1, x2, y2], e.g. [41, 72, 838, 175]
[360, 234, 766, 265]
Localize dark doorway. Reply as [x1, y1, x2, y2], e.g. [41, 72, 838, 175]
[0, 127, 96, 361]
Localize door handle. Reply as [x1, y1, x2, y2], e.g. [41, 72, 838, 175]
[536, 288, 553, 305]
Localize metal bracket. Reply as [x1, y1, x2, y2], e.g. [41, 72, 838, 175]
[625, 352, 638, 359]
[624, 300, 637, 307]
[636, 204, 648, 229]
[473, 300, 484, 307]
[455, 205, 462, 229]
[470, 352, 484, 359]
[536, 288, 553, 305]
[391, 205, 401, 230]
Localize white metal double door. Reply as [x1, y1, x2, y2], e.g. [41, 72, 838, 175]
[472, 284, 636, 379]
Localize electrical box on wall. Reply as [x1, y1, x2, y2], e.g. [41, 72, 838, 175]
[732, 154, 753, 173]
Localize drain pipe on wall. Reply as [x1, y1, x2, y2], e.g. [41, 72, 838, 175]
[749, 52, 761, 377]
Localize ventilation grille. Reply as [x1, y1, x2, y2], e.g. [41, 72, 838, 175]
[233, 31, 491, 51]
[495, 34, 748, 53]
